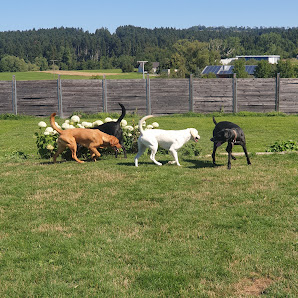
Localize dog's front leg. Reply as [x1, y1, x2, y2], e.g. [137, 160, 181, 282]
[89, 147, 101, 161]
[122, 146, 127, 159]
[169, 148, 180, 166]
[212, 143, 217, 165]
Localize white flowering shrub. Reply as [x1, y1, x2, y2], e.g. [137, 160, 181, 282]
[35, 115, 160, 159]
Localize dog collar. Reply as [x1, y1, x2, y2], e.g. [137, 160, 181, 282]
[232, 129, 237, 143]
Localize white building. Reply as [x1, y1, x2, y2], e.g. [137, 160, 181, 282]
[221, 55, 280, 65]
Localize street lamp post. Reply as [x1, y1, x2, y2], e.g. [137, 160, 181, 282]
[137, 61, 148, 79]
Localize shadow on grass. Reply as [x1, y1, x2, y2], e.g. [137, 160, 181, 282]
[183, 158, 218, 169]
[39, 159, 94, 165]
[117, 161, 160, 167]
[117, 158, 220, 169]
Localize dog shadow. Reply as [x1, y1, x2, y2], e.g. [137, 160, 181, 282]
[39, 159, 94, 165]
[117, 161, 156, 167]
[183, 158, 216, 169]
[118, 159, 217, 169]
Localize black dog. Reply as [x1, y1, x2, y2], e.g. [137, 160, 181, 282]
[92, 103, 127, 158]
[210, 117, 251, 169]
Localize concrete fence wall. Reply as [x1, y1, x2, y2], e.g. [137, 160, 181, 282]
[1, 74, 297, 117]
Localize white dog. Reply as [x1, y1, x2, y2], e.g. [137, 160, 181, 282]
[135, 115, 200, 167]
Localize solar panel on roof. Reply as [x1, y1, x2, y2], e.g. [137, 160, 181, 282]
[245, 65, 257, 74]
[202, 66, 221, 74]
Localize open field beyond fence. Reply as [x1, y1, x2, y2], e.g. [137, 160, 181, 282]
[0, 114, 297, 296]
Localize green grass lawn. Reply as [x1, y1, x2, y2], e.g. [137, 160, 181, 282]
[0, 69, 145, 81]
[0, 114, 297, 296]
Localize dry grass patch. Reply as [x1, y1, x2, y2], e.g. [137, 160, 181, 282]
[83, 170, 128, 183]
[235, 276, 274, 296]
[32, 223, 72, 238]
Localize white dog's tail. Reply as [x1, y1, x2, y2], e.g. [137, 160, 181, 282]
[138, 115, 154, 136]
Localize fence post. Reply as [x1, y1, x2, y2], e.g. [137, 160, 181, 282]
[102, 75, 107, 113]
[232, 73, 237, 113]
[275, 73, 280, 112]
[146, 74, 151, 115]
[189, 74, 193, 112]
[12, 75, 17, 115]
[57, 75, 63, 118]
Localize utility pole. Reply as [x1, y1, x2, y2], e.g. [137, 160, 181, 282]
[50, 60, 58, 78]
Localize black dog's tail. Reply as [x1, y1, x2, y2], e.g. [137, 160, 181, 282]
[116, 103, 126, 123]
[212, 116, 217, 125]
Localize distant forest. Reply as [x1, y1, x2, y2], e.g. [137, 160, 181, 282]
[0, 25, 297, 76]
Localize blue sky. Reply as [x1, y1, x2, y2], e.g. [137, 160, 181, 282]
[1, 0, 297, 33]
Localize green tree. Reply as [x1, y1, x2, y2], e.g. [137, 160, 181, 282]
[172, 40, 220, 75]
[99, 56, 113, 69]
[0, 55, 28, 72]
[294, 64, 298, 78]
[119, 55, 134, 73]
[233, 59, 249, 78]
[276, 60, 295, 78]
[254, 60, 274, 78]
[34, 57, 49, 71]
[144, 61, 153, 72]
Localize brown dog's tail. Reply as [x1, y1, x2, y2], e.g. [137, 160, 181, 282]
[138, 115, 154, 136]
[213, 116, 217, 125]
[50, 113, 63, 134]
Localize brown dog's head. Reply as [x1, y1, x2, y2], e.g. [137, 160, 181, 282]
[110, 136, 122, 151]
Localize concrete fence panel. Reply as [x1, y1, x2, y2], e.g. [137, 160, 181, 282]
[237, 78, 276, 112]
[16, 81, 58, 116]
[150, 79, 189, 114]
[0, 81, 13, 114]
[193, 78, 233, 113]
[106, 79, 147, 115]
[279, 78, 298, 114]
[0, 77, 297, 117]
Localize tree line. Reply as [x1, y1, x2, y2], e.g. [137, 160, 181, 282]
[0, 26, 297, 77]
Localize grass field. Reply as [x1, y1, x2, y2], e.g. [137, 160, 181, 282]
[0, 69, 145, 81]
[0, 114, 297, 297]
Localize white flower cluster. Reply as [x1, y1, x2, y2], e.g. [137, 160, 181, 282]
[38, 116, 160, 137]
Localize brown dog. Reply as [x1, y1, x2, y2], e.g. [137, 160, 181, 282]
[50, 113, 122, 163]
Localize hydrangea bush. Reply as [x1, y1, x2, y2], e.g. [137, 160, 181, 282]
[35, 115, 159, 160]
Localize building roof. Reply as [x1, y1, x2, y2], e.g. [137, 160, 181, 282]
[202, 65, 257, 76]
[236, 55, 280, 58]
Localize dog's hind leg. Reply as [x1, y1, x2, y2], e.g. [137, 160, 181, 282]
[134, 142, 147, 167]
[149, 144, 162, 166]
[241, 143, 251, 165]
[67, 141, 84, 163]
[53, 140, 66, 163]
